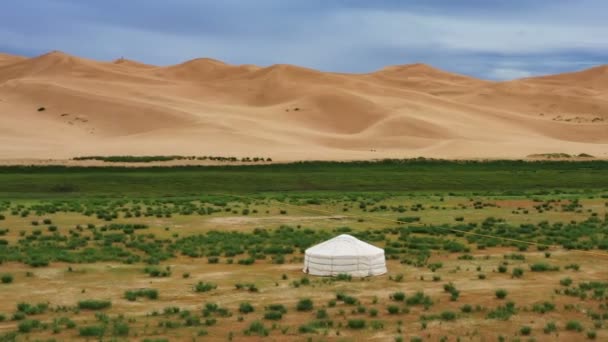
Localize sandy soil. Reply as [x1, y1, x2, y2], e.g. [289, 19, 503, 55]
[0, 51, 607, 161]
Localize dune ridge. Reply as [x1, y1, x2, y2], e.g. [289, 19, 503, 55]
[0, 51, 606, 161]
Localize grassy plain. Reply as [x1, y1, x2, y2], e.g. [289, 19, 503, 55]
[0, 160, 607, 341]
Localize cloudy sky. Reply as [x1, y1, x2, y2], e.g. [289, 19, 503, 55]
[1, 0, 606, 80]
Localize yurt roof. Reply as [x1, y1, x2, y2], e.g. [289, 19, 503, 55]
[305, 234, 384, 257]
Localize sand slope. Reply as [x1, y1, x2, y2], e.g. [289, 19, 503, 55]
[0, 51, 606, 160]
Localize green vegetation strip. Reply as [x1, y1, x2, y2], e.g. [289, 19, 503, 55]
[0, 159, 607, 197]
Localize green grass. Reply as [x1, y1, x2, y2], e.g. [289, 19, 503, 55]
[0, 159, 607, 197]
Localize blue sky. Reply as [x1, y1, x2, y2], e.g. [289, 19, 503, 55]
[1, 0, 606, 80]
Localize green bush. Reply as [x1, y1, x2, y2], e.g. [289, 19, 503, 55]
[238, 257, 255, 265]
[405, 291, 433, 308]
[264, 311, 283, 320]
[112, 322, 130, 336]
[18, 319, 40, 333]
[347, 319, 366, 329]
[565, 263, 580, 271]
[266, 304, 287, 313]
[487, 301, 516, 320]
[316, 309, 328, 319]
[530, 263, 559, 272]
[298, 324, 317, 334]
[296, 298, 314, 311]
[335, 273, 352, 281]
[125, 288, 158, 301]
[245, 321, 268, 336]
[194, 282, 217, 293]
[239, 302, 254, 314]
[520, 326, 531, 335]
[566, 320, 583, 332]
[1, 274, 13, 284]
[16, 302, 48, 315]
[370, 320, 384, 330]
[397, 216, 420, 223]
[460, 304, 472, 313]
[387, 305, 400, 315]
[560, 277, 573, 286]
[440, 311, 456, 321]
[512, 268, 524, 278]
[495, 289, 508, 299]
[532, 301, 555, 314]
[78, 300, 111, 310]
[391, 292, 406, 301]
[79, 325, 106, 337]
[544, 321, 557, 334]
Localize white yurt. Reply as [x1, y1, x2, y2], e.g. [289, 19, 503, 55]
[303, 234, 387, 277]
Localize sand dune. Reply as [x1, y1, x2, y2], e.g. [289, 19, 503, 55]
[0, 51, 606, 160]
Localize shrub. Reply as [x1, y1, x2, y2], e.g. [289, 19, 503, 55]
[1, 274, 13, 284]
[530, 263, 559, 272]
[194, 282, 217, 293]
[487, 302, 517, 320]
[560, 277, 573, 286]
[565, 263, 580, 271]
[296, 298, 314, 311]
[125, 289, 158, 301]
[461, 304, 473, 313]
[335, 273, 352, 281]
[391, 292, 406, 301]
[113, 322, 130, 336]
[12, 312, 25, 321]
[544, 321, 557, 334]
[498, 265, 507, 273]
[532, 301, 555, 314]
[238, 257, 255, 265]
[347, 319, 366, 329]
[239, 302, 254, 314]
[520, 326, 531, 335]
[316, 309, 328, 319]
[495, 289, 508, 299]
[78, 300, 111, 310]
[370, 320, 384, 330]
[405, 291, 433, 308]
[512, 268, 524, 278]
[143, 266, 171, 277]
[18, 319, 40, 333]
[387, 305, 400, 315]
[398, 216, 420, 223]
[566, 320, 583, 332]
[298, 324, 317, 334]
[588, 330, 597, 339]
[266, 304, 287, 313]
[264, 311, 283, 320]
[440, 311, 456, 321]
[17, 302, 48, 315]
[79, 325, 106, 337]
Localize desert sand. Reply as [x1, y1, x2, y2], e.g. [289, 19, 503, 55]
[0, 51, 606, 161]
